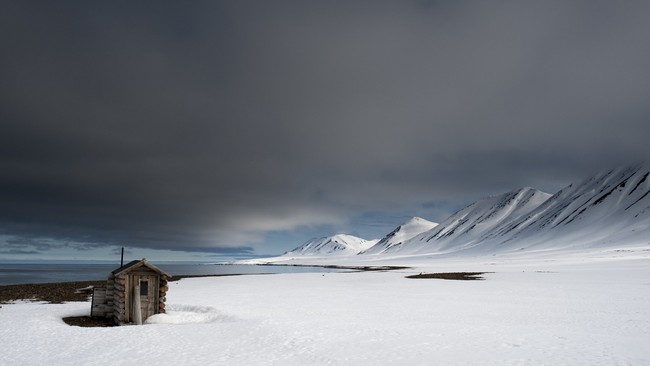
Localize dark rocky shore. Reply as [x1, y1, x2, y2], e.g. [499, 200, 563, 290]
[0, 280, 105, 304]
[0, 274, 244, 304]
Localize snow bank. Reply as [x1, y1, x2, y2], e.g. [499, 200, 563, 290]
[145, 304, 226, 325]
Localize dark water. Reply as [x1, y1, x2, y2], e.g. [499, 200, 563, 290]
[0, 263, 343, 286]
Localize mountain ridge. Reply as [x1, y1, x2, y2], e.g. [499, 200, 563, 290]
[260, 165, 650, 262]
[360, 217, 438, 255]
[282, 234, 378, 257]
[366, 187, 552, 256]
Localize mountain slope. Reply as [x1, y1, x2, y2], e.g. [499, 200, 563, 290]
[282, 234, 378, 257]
[395, 165, 650, 256]
[387, 187, 552, 255]
[483, 164, 650, 252]
[360, 217, 438, 255]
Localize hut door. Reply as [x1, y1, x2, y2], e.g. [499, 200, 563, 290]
[135, 275, 157, 321]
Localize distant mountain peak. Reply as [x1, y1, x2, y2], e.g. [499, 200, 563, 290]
[360, 217, 438, 255]
[282, 234, 377, 257]
[405, 216, 427, 224]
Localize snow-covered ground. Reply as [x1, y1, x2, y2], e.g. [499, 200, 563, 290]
[2, 249, 649, 365]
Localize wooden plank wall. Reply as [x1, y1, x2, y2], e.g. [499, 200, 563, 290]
[113, 273, 128, 325]
[159, 277, 168, 314]
[106, 274, 114, 318]
[90, 287, 110, 317]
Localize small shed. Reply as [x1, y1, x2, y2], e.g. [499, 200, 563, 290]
[91, 258, 170, 325]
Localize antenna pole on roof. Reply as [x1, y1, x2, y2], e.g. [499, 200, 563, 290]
[120, 247, 124, 267]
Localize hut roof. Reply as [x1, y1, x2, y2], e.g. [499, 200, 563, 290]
[112, 258, 170, 278]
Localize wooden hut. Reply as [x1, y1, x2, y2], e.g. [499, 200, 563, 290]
[91, 258, 170, 325]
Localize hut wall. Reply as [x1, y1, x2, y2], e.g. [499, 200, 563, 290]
[105, 274, 115, 318]
[90, 287, 110, 317]
[158, 277, 168, 314]
[112, 273, 129, 325]
[105, 260, 170, 325]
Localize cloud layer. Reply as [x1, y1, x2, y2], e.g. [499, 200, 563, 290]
[1, 1, 649, 256]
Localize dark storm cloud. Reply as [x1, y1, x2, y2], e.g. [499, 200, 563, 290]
[1, 1, 649, 254]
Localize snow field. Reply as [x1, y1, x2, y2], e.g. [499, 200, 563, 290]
[1, 256, 649, 365]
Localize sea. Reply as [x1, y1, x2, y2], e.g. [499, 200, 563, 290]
[0, 263, 345, 286]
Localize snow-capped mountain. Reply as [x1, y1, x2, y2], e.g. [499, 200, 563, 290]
[382, 187, 552, 255]
[360, 217, 438, 255]
[282, 234, 378, 256]
[398, 164, 650, 256]
[480, 164, 650, 252]
[251, 164, 650, 263]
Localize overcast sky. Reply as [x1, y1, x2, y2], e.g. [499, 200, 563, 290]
[1, 1, 649, 261]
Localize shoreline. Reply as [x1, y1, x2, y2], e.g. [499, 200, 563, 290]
[255, 263, 410, 271]
[0, 265, 411, 304]
[0, 274, 247, 304]
[0, 280, 106, 304]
